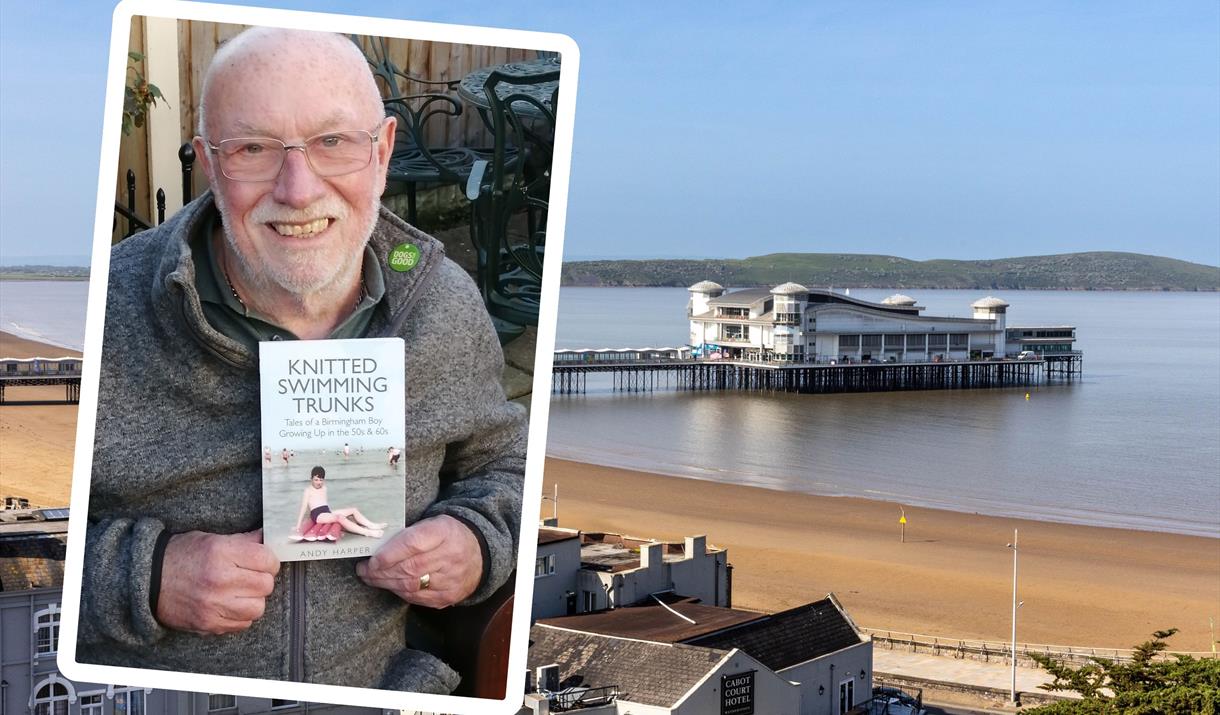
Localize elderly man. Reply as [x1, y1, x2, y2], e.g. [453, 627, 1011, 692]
[79, 28, 526, 693]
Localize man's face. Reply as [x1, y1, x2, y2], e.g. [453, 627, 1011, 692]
[311, 475, 324, 489]
[196, 43, 394, 297]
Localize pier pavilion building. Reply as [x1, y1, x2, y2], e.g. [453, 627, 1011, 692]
[688, 281, 1075, 364]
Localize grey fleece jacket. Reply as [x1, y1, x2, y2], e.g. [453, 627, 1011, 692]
[79, 194, 527, 692]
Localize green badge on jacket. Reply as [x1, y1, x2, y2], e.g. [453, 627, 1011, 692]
[388, 243, 420, 272]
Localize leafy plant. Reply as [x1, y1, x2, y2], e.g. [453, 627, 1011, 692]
[123, 51, 166, 136]
[1026, 629, 1220, 714]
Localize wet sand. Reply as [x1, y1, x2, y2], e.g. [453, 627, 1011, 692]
[543, 457, 1220, 652]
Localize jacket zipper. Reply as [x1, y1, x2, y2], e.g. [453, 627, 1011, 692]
[290, 561, 305, 681]
[172, 228, 441, 682]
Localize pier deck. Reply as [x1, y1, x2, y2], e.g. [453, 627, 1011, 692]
[552, 355, 1080, 395]
[0, 376, 83, 404]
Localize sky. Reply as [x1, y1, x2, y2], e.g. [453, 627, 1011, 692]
[1, 1, 1217, 265]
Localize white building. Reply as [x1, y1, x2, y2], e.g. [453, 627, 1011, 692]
[523, 595, 872, 715]
[688, 281, 1075, 363]
[532, 525, 731, 620]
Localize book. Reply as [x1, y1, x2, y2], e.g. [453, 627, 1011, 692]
[259, 337, 406, 562]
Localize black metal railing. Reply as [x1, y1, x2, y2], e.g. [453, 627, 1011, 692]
[114, 142, 196, 239]
[549, 685, 619, 711]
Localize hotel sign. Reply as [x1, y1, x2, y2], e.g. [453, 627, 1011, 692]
[721, 670, 755, 715]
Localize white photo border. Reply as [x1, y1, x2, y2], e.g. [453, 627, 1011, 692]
[58, 1, 576, 713]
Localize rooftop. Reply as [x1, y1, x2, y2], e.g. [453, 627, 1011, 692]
[685, 596, 863, 671]
[529, 624, 729, 708]
[539, 595, 765, 643]
[538, 526, 581, 546]
[707, 287, 773, 306]
[0, 508, 70, 592]
[578, 532, 718, 573]
[771, 281, 809, 295]
[972, 296, 1011, 309]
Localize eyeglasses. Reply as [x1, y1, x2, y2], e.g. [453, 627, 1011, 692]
[206, 126, 381, 182]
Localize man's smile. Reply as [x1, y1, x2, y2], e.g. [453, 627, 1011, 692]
[269, 217, 333, 237]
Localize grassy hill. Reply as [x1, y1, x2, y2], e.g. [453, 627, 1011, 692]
[0, 265, 89, 281]
[561, 252, 1220, 291]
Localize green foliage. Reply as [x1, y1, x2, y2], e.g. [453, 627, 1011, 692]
[123, 51, 167, 136]
[560, 251, 1220, 291]
[1027, 629, 1220, 715]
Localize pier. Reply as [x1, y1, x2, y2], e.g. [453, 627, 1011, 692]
[0, 358, 83, 404]
[552, 352, 1081, 395]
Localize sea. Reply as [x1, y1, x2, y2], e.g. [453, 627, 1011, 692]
[0, 280, 90, 351]
[549, 287, 1220, 538]
[4, 280, 1217, 537]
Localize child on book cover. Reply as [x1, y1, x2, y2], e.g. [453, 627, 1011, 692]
[291, 466, 387, 541]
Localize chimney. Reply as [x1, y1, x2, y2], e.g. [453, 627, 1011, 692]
[640, 542, 664, 569]
[524, 693, 551, 714]
[536, 663, 560, 693]
[684, 535, 706, 558]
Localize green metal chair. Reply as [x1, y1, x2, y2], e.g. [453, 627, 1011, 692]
[466, 67, 559, 340]
[358, 36, 511, 229]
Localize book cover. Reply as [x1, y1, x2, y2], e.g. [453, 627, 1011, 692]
[259, 337, 406, 562]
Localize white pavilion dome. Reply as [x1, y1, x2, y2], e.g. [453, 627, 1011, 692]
[688, 280, 724, 293]
[881, 293, 918, 306]
[971, 296, 1010, 309]
[770, 282, 808, 295]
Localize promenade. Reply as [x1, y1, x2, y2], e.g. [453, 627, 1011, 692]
[873, 649, 1073, 712]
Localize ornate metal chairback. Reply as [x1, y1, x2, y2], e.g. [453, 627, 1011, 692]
[479, 67, 560, 280]
[358, 34, 457, 99]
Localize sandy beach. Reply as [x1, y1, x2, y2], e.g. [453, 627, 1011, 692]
[543, 457, 1220, 652]
[0, 331, 81, 508]
[4, 327, 1216, 653]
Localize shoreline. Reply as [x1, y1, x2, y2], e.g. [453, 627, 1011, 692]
[560, 283, 1220, 292]
[547, 448, 1218, 539]
[543, 457, 1220, 652]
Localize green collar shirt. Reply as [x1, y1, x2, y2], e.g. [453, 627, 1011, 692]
[193, 212, 386, 350]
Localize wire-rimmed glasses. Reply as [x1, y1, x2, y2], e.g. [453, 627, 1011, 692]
[206, 126, 382, 182]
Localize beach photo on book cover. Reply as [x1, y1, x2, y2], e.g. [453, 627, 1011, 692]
[260, 337, 407, 563]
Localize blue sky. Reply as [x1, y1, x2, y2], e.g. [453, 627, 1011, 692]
[1, 1, 1217, 265]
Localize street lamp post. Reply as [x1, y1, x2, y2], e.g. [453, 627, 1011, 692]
[542, 484, 558, 523]
[1007, 529, 1020, 705]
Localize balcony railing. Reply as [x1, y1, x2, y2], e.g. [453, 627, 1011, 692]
[549, 685, 620, 711]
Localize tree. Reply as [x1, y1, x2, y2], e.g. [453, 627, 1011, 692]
[1026, 629, 1220, 714]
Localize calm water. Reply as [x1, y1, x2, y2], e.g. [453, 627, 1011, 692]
[549, 288, 1220, 537]
[0, 280, 89, 351]
[5, 280, 1217, 536]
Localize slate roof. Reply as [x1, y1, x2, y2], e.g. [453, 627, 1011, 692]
[0, 513, 69, 592]
[707, 287, 773, 306]
[683, 597, 863, 671]
[529, 624, 730, 708]
[539, 596, 764, 643]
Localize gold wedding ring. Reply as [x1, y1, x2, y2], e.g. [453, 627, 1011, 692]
[418, 573, 431, 590]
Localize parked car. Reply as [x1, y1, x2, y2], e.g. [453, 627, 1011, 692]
[1017, 350, 1039, 360]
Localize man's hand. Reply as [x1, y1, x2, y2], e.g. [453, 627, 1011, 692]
[356, 515, 482, 608]
[155, 529, 280, 635]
